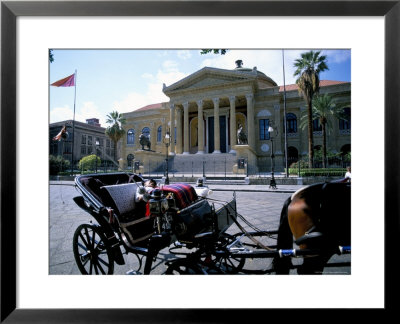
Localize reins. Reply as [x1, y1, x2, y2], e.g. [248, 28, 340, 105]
[206, 196, 276, 251]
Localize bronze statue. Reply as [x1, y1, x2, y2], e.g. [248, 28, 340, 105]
[237, 124, 247, 144]
[139, 133, 151, 150]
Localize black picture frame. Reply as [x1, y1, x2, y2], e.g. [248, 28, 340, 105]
[1, 1, 399, 322]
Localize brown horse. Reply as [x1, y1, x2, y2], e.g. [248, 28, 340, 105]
[274, 180, 351, 274]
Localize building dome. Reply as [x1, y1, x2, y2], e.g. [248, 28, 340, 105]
[234, 60, 277, 87]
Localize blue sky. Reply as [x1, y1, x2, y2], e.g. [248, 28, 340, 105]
[49, 49, 350, 127]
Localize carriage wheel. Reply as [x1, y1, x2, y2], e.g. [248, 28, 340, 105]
[73, 223, 114, 275]
[214, 255, 245, 274]
[214, 234, 246, 274]
[165, 259, 204, 274]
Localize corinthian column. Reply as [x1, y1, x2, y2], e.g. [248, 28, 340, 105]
[176, 107, 183, 154]
[169, 103, 176, 155]
[246, 93, 255, 149]
[213, 97, 221, 153]
[197, 100, 204, 154]
[229, 95, 236, 153]
[183, 102, 190, 154]
[150, 122, 156, 151]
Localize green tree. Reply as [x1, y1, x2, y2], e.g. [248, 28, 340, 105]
[49, 155, 70, 175]
[78, 154, 101, 172]
[105, 111, 126, 163]
[300, 94, 348, 168]
[294, 50, 328, 168]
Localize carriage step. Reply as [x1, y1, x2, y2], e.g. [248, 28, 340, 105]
[126, 270, 142, 275]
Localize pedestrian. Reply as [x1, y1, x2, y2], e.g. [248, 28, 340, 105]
[345, 166, 351, 182]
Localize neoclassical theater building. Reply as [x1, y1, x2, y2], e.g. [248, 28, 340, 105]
[120, 61, 350, 173]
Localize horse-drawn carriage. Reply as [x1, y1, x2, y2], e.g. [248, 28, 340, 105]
[72, 172, 351, 275]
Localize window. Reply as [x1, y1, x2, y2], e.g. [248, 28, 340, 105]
[259, 119, 270, 140]
[87, 136, 92, 146]
[313, 119, 322, 132]
[64, 142, 72, 154]
[81, 146, 86, 155]
[157, 126, 162, 142]
[142, 127, 150, 137]
[81, 134, 86, 145]
[339, 107, 351, 130]
[127, 129, 135, 144]
[285, 113, 297, 133]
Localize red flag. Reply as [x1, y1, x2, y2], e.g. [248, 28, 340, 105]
[53, 125, 68, 141]
[51, 73, 75, 87]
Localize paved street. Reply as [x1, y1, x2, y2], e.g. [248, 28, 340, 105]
[49, 180, 350, 275]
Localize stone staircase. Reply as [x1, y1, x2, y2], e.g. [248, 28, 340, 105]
[168, 153, 240, 174]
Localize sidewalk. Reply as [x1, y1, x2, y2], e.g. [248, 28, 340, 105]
[206, 183, 302, 193]
[49, 179, 303, 194]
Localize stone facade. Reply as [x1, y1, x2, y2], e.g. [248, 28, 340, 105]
[120, 62, 351, 172]
[49, 120, 115, 167]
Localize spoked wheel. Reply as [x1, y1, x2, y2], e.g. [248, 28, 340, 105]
[214, 255, 245, 274]
[214, 233, 246, 274]
[73, 223, 114, 275]
[164, 259, 204, 275]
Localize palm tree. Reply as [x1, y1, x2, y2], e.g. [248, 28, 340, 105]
[300, 94, 348, 168]
[294, 50, 328, 168]
[105, 111, 126, 163]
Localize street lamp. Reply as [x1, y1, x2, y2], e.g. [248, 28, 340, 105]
[268, 124, 278, 189]
[163, 130, 171, 185]
[95, 139, 100, 173]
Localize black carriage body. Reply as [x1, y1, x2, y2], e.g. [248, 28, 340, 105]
[74, 173, 156, 247]
[73, 172, 240, 275]
[172, 199, 214, 243]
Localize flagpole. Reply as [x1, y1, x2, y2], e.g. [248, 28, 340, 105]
[71, 69, 77, 176]
[282, 50, 289, 177]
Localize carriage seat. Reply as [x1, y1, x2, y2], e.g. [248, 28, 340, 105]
[77, 174, 143, 208]
[100, 183, 140, 217]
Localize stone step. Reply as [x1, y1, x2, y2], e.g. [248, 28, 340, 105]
[169, 153, 240, 172]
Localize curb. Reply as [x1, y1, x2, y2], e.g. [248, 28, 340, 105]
[211, 188, 296, 193]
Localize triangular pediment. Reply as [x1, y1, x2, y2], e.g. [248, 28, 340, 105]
[163, 67, 256, 94]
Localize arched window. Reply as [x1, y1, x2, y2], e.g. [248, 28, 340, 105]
[127, 129, 135, 144]
[285, 113, 297, 133]
[157, 126, 162, 142]
[142, 127, 150, 137]
[339, 107, 351, 130]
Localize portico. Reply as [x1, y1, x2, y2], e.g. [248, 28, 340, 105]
[162, 65, 266, 156]
[166, 94, 253, 155]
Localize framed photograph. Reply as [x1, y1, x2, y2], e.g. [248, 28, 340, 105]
[2, 0, 399, 322]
